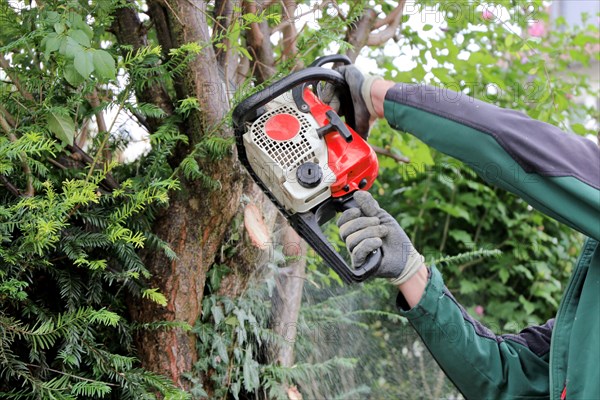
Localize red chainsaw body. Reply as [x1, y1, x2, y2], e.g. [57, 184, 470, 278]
[302, 88, 379, 197]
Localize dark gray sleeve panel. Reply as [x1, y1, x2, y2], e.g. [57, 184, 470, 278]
[503, 319, 554, 357]
[440, 288, 554, 357]
[385, 84, 600, 189]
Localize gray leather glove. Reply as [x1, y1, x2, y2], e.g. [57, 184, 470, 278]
[321, 65, 381, 139]
[337, 191, 425, 285]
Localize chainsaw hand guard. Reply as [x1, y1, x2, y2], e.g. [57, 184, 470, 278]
[232, 55, 382, 283]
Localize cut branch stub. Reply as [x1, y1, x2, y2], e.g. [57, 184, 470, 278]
[244, 202, 271, 250]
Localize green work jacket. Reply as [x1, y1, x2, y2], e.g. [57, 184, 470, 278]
[383, 83, 600, 400]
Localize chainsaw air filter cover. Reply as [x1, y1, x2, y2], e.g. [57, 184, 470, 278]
[244, 95, 333, 213]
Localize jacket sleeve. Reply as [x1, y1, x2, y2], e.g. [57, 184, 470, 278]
[383, 84, 600, 241]
[398, 266, 553, 399]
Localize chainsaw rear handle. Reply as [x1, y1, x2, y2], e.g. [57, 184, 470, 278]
[232, 67, 349, 128]
[290, 195, 383, 283]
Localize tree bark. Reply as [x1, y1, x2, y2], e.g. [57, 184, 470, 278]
[243, 0, 276, 83]
[131, 172, 243, 388]
[281, 0, 301, 69]
[345, 8, 378, 62]
[119, 0, 244, 390]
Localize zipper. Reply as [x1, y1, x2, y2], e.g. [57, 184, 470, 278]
[549, 272, 572, 400]
[548, 239, 594, 399]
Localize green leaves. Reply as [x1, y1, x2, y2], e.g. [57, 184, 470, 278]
[242, 347, 260, 392]
[63, 63, 84, 86]
[67, 48, 116, 81]
[44, 32, 61, 54]
[93, 49, 116, 80]
[64, 36, 83, 58]
[40, 12, 117, 83]
[47, 111, 75, 146]
[2, 4, 201, 400]
[142, 288, 169, 307]
[74, 49, 94, 77]
[68, 28, 91, 47]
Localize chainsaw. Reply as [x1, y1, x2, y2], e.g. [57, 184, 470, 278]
[232, 55, 382, 283]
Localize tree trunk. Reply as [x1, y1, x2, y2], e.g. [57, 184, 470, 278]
[122, 0, 246, 389]
[131, 172, 242, 388]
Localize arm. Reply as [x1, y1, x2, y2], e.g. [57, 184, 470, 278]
[334, 73, 572, 398]
[397, 265, 553, 400]
[369, 81, 561, 398]
[372, 81, 600, 241]
[397, 262, 427, 308]
[337, 191, 552, 398]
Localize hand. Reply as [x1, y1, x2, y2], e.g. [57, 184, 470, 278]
[337, 191, 425, 284]
[321, 65, 382, 139]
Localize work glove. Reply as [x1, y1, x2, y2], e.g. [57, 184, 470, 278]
[321, 65, 382, 139]
[337, 191, 425, 285]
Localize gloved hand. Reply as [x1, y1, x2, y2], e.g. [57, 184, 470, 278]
[321, 65, 382, 139]
[337, 191, 425, 285]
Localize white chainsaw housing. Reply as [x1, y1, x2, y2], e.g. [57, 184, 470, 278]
[243, 94, 334, 213]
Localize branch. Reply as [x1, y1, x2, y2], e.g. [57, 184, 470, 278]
[0, 111, 13, 133]
[272, 1, 332, 33]
[212, 0, 233, 68]
[147, 0, 176, 58]
[0, 114, 34, 196]
[75, 118, 90, 148]
[458, 257, 487, 272]
[0, 55, 35, 102]
[345, 8, 378, 62]
[279, 0, 300, 69]
[344, 3, 406, 60]
[47, 158, 68, 170]
[213, 0, 240, 103]
[129, 109, 152, 132]
[66, 144, 120, 191]
[367, 0, 406, 46]
[26, 364, 119, 387]
[0, 104, 16, 127]
[0, 175, 20, 197]
[112, 1, 174, 132]
[235, 56, 250, 85]
[372, 2, 404, 30]
[243, 0, 275, 83]
[87, 88, 111, 163]
[438, 186, 456, 253]
[370, 144, 410, 163]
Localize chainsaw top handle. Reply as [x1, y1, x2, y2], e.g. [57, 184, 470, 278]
[308, 54, 352, 67]
[232, 66, 350, 129]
